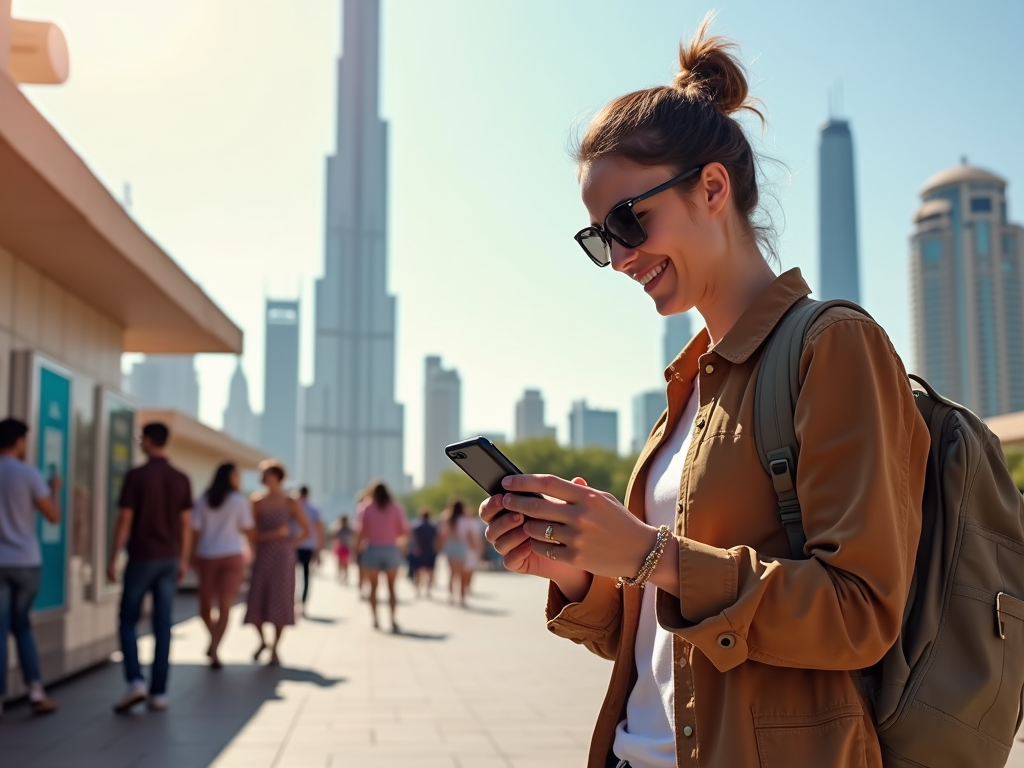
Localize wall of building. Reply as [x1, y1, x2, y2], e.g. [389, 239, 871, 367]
[0, 242, 128, 698]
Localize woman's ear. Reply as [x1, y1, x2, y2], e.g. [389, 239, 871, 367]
[700, 162, 731, 217]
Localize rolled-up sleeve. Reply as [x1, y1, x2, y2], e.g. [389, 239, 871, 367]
[546, 576, 624, 661]
[656, 315, 928, 673]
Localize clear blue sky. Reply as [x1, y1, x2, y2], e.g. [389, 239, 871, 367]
[15, 0, 1024, 486]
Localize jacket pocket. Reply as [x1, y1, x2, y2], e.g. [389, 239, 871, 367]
[753, 704, 866, 768]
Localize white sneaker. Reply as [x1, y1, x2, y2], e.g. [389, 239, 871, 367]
[113, 681, 148, 713]
[147, 694, 168, 711]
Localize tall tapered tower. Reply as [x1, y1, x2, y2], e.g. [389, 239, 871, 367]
[305, 0, 406, 515]
[818, 119, 861, 302]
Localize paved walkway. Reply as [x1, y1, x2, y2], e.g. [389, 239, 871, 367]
[0, 564, 609, 768]
[4, 562, 1024, 768]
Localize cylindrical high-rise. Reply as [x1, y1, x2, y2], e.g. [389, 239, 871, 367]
[818, 120, 860, 302]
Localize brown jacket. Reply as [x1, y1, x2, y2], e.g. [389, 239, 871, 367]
[546, 269, 930, 768]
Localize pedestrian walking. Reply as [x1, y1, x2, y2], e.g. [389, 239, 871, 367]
[244, 461, 309, 666]
[108, 422, 193, 714]
[479, 18, 930, 768]
[0, 418, 60, 720]
[333, 516, 354, 584]
[439, 501, 481, 607]
[191, 463, 253, 669]
[409, 509, 438, 598]
[294, 486, 324, 615]
[354, 482, 408, 633]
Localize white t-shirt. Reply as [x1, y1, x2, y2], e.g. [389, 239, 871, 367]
[613, 384, 700, 768]
[191, 491, 254, 559]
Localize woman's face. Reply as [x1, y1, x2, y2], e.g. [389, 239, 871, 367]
[262, 470, 278, 489]
[231, 469, 240, 491]
[580, 155, 733, 316]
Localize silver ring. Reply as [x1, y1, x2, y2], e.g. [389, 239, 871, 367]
[545, 548, 556, 561]
[544, 524, 555, 540]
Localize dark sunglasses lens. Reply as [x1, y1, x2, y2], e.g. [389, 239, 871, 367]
[577, 229, 610, 266]
[606, 205, 646, 248]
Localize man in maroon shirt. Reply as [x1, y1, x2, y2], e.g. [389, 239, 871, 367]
[106, 422, 193, 713]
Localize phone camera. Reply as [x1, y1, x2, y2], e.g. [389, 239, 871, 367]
[450, 451, 467, 459]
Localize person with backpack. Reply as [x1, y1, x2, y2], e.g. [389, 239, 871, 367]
[480, 20, 935, 768]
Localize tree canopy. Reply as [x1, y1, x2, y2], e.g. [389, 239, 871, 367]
[404, 438, 638, 516]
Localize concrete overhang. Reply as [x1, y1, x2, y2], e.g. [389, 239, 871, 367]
[986, 411, 1024, 452]
[0, 72, 242, 354]
[139, 409, 268, 471]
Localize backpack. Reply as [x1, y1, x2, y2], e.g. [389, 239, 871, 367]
[756, 298, 1024, 768]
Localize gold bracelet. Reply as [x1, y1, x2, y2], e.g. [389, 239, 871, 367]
[616, 525, 671, 589]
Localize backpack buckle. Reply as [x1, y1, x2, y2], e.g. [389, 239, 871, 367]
[769, 457, 795, 495]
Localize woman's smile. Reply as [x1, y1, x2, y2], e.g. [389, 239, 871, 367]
[636, 259, 670, 292]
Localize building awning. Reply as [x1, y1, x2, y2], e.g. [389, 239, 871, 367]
[139, 409, 267, 470]
[0, 72, 242, 354]
[986, 411, 1024, 452]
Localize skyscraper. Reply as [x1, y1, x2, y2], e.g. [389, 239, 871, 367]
[223, 358, 261, 448]
[818, 119, 860, 302]
[305, 0, 405, 512]
[911, 162, 1024, 418]
[514, 389, 556, 443]
[569, 401, 619, 454]
[632, 391, 665, 454]
[664, 313, 692, 369]
[423, 356, 461, 487]
[126, 355, 199, 418]
[263, 299, 300, 473]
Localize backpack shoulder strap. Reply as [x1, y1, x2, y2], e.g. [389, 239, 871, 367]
[754, 298, 870, 560]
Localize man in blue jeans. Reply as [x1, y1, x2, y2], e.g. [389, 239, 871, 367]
[107, 422, 192, 713]
[0, 418, 61, 720]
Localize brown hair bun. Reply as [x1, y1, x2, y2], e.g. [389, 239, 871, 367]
[672, 14, 760, 120]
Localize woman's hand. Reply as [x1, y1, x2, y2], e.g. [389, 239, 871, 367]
[500, 474, 659, 582]
[480, 478, 593, 602]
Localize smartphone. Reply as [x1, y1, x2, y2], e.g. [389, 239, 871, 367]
[444, 437, 540, 498]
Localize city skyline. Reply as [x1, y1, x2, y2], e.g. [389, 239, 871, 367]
[20, 0, 1024, 485]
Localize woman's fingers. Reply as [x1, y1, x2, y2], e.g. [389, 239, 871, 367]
[528, 537, 570, 565]
[502, 538, 533, 573]
[522, 519, 572, 546]
[484, 510, 523, 543]
[501, 492, 577, 524]
[502, 473, 590, 502]
[492, 525, 530, 557]
[478, 494, 505, 524]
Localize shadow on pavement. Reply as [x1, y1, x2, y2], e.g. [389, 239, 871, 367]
[0, 662, 344, 768]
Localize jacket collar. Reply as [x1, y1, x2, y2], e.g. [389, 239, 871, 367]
[664, 267, 811, 379]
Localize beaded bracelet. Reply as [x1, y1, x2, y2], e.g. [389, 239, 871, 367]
[616, 525, 672, 589]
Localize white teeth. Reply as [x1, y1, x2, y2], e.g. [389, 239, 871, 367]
[638, 263, 665, 286]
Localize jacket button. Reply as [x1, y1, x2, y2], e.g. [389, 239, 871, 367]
[695, 417, 705, 429]
[677, 654, 687, 668]
[717, 633, 737, 649]
[705, 364, 715, 374]
[683, 725, 694, 737]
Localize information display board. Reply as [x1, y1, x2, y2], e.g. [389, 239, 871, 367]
[33, 363, 72, 611]
[99, 389, 135, 591]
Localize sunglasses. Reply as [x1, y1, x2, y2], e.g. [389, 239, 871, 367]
[573, 165, 704, 267]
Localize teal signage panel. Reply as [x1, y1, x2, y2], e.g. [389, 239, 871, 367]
[35, 365, 71, 610]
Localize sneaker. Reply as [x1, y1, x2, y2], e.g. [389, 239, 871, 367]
[113, 682, 148, 714]
[30, 698, 58, 716]
[147, 695, 168, 712]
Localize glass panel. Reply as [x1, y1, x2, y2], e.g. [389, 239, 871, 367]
[104, 395, 135, 592]
[71, 373, 96, 602]
[923, 238, 943, 264]
[976, 222, 990, 257]
[971, 197, 993, 213]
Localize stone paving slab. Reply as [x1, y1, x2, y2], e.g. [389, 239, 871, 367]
[0, 564, 609, 767]
[5, 561, 1024, 767]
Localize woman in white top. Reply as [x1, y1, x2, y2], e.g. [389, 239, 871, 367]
[191, 462, 254, 669]
[438, 501, 482, 607]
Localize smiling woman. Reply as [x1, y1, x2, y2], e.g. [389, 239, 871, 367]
[480, 13, 929, 768]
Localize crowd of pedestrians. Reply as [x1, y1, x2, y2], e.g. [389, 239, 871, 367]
[0, 416, 494, 721]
